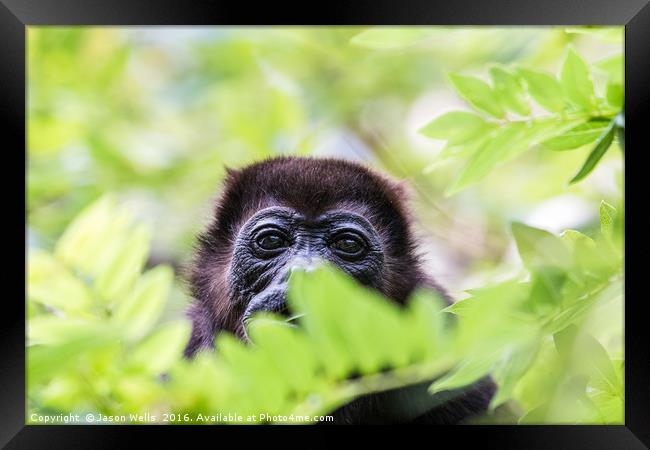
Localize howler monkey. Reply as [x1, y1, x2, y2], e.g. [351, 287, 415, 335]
[184, 156, 495, 424]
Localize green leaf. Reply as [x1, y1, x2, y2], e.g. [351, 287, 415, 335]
[525, 267, 567, 316]
[247, 314, 320, 393]
[489, 339, 541, 410]
[594, 54, 623, 84]
[561, 227, 619, 281]
[350, 28, 435, 49]
[288, 266, 368, 378]
[28, 316, 116, 346]
[405, 290, 449, 361]
[112, 266, 173, 340]
[445, 123, 524, 194]
[447, 280, 535, 353]
[54, 195, 131, 276]
[518, 68, 565, 113]
[128, 321, 191, 375]
[570, 120, 616, 184]
[541, 119, 609, 151]
[94, 224, 152, 304]
[447, 119, 581, 194]
[519, 374, 600, 423]
[545, 278, 622, 335]
[590, 389, 623, 423]
[512, 222, 572, 271]
[554, 326, 621, 394]
[565, 27, 623, 44]
[560, 47, 596, 110]
[419, 112, 494, 145]
[49, 192, 157, 311]
[433, 135, 490, 164]
[215, 333, 290, 416]
[28, 325, 120, 384]
[606, 83, 623, 109]
[27, 249, 93, 315]
[429, 350, 499, 394]
[489, 66, 531, 116]
[599, 201, 617, 236]
[448, 73, 504, 118]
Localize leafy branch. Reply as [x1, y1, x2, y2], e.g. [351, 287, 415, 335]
[419, 46, 624, 194]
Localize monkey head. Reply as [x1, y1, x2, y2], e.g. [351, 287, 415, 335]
[183, 156, 496, 424]
[185, 156, 445, 355]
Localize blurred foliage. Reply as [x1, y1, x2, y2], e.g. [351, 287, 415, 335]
[419, 46, 623, 193]
[28, 195, 623, 423]
[27, 26, 623, 424]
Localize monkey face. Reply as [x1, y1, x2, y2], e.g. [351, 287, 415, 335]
[186, 157, 430, 353]
[229, 206, 385, 329]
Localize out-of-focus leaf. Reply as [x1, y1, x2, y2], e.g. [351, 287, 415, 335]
[28, 316, 117, 346]
[605, 83, 623, 109]
[405, 290, 449, 361]
[28, 117, 82, 156]
[594, 54, 623, 84]
[512, 222, 572, 271]
[433, 135, 489, 164]
[28, 329, 119, 384]
[560, 47, 596, 110]
[525, 267, 567, 317]
[27, 249, 93, 314]
[561, 229, 618, 278]
[429, 350, 499, 394]
[288, 267, 360, 379]
[518, 68, 565, 113]
[570, 120, 616, 184]
[565, 27, 623, 44]
[350, 28, 435, 49]
[447, 280, 535, 354]
[599, 201, 616, 237]
[216, 333, 290, 416]
[128, 321, 191, 375]
[419, 112, 494, 145]
[545, 278, 622, 335]
[54, 195, 132, 277]
[519, 374, 599, 423]
[112, 266, 173, 340]
[489, 65, 531, 116]
[489, 339, 541, 410]
[94, 224, 151, 304]
[589, 358, 623, 423]
[446, 118, 580, 194]
[247, 314, 321, 393]
[590, 389, 623, 423]
[541, 120, 609, 151]
[560, 229, 594, 248]
[448, 73, 504, 118]
[554, 326, 621, 395]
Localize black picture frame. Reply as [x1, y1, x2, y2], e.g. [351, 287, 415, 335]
[4, 0, 648, 447]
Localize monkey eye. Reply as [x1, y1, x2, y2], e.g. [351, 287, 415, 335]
[255, 231, 289, 251]
[330, 234, 366, 258]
